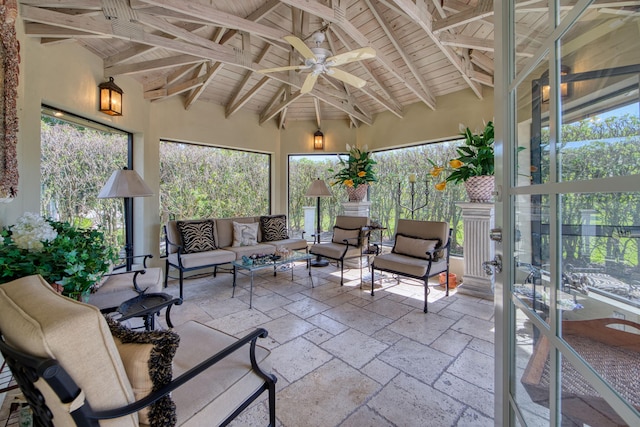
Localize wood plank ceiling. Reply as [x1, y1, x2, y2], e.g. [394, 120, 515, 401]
[17, 0, 639, 128]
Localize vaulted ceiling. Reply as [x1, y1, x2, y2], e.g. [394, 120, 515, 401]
[17, 0, 639, 128]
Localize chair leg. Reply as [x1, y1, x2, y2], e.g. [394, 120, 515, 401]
[179, 270, 184, 300]
[446, 271, 450, 296]
[164, 260, 169, 288]
[370, 263, 375, 296]
[423, 279, 429, 313]
[268, 377, 277, 426]
[340, 260, 344, 286]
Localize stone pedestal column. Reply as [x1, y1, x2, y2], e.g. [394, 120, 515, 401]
[342, 201, 371, 217]
[456, 202, 495, 300]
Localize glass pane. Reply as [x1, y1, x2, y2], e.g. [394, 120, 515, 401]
[516, 58, 550, 187]
[514, 3, 549, 76]
[558, 3, 640, 182]
[560, 352, 634, 425]
[558, 192, 640, 418]
[514, 194, 551, 318]
[513, 306, 551, 425]
[40, 111, 128, 252]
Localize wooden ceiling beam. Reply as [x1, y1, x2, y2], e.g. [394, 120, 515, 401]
[19, 0, 102, 9]
[432, 0, 494, 33]
[184, 61, 224, 109]
[226, 76, 269, 118]
[23, 23, 102, 38]
[135, 13, 221, 50]
[259, 90, 304, 125]
[277, 0, 369, 46]
[137, 0, 287, 41]
[365, 0, 436, 110]
[391, 0, 483, 98]
[313, 97, 321, 129]
[471, 51, 494, 74]
[105, 54, 202, 76]
[439, 34, 495, 51]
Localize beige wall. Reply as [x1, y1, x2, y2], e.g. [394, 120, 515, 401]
[4, 19, 495, 266]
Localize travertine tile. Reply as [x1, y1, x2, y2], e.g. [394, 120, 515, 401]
[283, 298, 332, 318]
[435, 372, 494, 418]
[276, 359, 380, 427]
[320, 329, 388, 369]
[368, 373, 465, 426]
[386, 310, 457, 345]
[429, 329, 474, 357]
[451, 315, 496, 343]
[378, 338, 453, 385]
[259, 313, 316, 344]
[447, 348, 495, 393]
[269, 337, 332, 383]
[323, 302, 393, 335]
[340, 405, 395, 426]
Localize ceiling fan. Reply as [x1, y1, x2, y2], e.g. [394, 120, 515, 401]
[257, 31, 376, 94]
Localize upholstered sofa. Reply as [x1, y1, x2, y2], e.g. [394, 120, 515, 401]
[164, 215, 307, 299]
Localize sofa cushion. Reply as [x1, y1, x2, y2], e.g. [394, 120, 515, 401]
[232, 222, 259, 247]
[393, 234, 441, 260]
[224, 243, 276, 259]
[215, 217, 261, 249]
[105, 317, 179, 427]
[260, 215, 288, 242]
[264, 238, 308, 253]
[177, 220, 217, 253]
[168, 249, 236, 269]
[171, 321, 271, 426]
[332, 226, 361, 245]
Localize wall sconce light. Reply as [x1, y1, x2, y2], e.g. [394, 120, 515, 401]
[313, 129, 324, 150]
[98, 77, 123, 116]
[541, 65, 571, 103]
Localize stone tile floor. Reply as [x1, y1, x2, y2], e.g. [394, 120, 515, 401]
[0, 261, 496, 426]
[162, 261, 496, 427]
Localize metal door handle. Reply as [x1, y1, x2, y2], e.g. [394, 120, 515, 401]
[482, 255, 502, 275]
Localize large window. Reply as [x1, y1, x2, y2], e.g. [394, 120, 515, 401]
[159, 141, 271, 224]
[288, 140, 467, 254]
[40, 105, 130, 252]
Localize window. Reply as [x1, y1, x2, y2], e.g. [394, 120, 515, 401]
[288, 140, 467, 255]
[159, 140, 271, 224]
[40, 105, 130, 253]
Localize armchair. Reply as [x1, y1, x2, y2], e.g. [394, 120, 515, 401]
[0, 275, 276, 426]
[370, 220, 452, 313]
[308, 216, 370, 286]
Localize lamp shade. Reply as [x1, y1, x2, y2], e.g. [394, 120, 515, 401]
[305, 178, 331, 197]
[98, 168, 153, 198]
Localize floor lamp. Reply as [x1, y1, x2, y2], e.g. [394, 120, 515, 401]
[98, 167, 153, 271]
[305, 178, 332, 267]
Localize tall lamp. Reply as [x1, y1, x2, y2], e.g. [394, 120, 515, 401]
[98, 167, 153, 271]
[305, 178, 332, 267]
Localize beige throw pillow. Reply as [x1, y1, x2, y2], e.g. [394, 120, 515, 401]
[232, 221, 259, 247]
[332, 227, 361, 245]
[393, 235, 440, 260]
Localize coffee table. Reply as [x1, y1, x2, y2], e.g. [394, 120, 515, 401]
[232, 251, 314, 308]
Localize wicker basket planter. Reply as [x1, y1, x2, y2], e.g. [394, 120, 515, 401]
[464, 175, 494, 203]
[346, 184, 368, 202]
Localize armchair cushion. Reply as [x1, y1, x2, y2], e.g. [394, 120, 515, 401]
[106, 317, 179, 426]
[232, 221, 259, 247]
[331, 226, 361, 245]
[393, 234, 441, 260]
[177, 220, 217, 253]
[260, 215, 288, 241]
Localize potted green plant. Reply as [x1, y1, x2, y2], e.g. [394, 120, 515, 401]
[429, 121, 495, 202]
[329, 144, 378, 202]
[0, 212, 119, 298]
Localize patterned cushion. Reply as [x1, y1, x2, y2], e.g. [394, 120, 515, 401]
[232, 221, 259, 247]
[260, 215, 288, 242]
[177, 220, 217, 253]
[105, 317, 179, 427]
[392, 234, 441, 260]
[332, 226, 361, 245]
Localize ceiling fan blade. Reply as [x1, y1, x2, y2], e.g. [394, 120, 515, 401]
[284, 35, 317, 61]
[326, 47, 376, 67]
[301, 73, 319, 94]
[327, 68, 367, 89]
[257, 65, 307, 73]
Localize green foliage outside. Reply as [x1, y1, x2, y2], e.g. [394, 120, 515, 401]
[536, 114, 640, 280]
[40, 115, 128, 252]
[159, 142, 270, 224]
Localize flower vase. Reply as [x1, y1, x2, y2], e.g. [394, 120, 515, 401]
[346, 184, 368, 202]
[464, 176, 494, 203]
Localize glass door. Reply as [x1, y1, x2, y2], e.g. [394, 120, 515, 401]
[497, 1, 640, 425]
